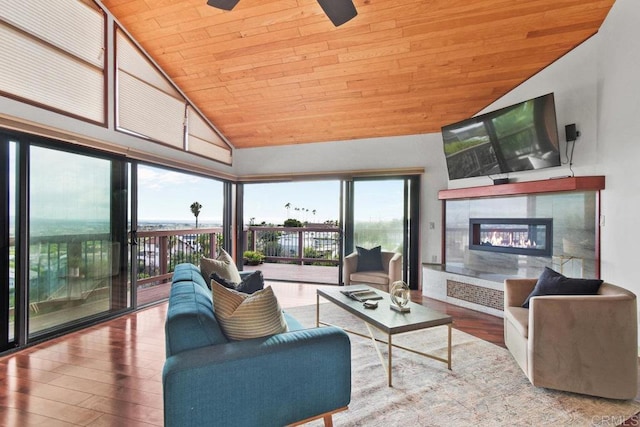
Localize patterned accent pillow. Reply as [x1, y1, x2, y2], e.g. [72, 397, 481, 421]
[211, 281, 288, 340]
[200, 249, 242, 284]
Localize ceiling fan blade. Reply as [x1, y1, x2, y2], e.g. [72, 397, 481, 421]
[317, 0, 358, 27]
[206, 0, 240, 11]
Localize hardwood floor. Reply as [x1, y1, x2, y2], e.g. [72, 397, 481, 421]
[0, 282, 505, 426]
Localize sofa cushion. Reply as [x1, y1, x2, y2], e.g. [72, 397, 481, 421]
[504, 306, 530, 339]
[522, 267, 603, 308]
[212, 270, 264, 294]
[211, 281, 288, 341]
[200, 249, 242, 284]
[165, 280, 228, 357]
[172, 263, 209, 291]
[356, 245, 383, 272]
[349, 271, 389, 286]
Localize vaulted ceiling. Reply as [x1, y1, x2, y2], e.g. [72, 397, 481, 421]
[102, 0, 615, 149]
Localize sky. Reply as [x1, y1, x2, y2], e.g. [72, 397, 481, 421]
[139, 168, 406, 225]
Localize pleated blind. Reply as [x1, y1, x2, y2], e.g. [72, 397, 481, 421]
[0, 0, 104, 67]
[115, 29, 186, 148]
[117, 71, 186, 149]
[0, 1, 105, 122]
[187, 106, 232, 164]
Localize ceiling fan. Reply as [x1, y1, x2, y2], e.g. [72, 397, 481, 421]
[206, 0, 358, 27]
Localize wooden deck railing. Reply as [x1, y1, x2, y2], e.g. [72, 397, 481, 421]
[242, 226, 341, 267]
[23, 225, 342, 308]
[135, 227, 223, 286]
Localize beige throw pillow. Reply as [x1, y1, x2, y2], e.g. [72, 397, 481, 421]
[211, 281, 288, 340]
[200, 248, 242, 284]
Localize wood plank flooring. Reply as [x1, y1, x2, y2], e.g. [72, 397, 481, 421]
[0, 280, 618, 425]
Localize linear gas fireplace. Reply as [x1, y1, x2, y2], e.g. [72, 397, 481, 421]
[469, 218, 553, 257]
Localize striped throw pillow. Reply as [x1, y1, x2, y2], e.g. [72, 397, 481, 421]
[200, 249, 242, 284]
[211, 280, 288, 340]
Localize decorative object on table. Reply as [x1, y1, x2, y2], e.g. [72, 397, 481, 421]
[363, 300, 378, 309]
[390, 280, 411, 313]
[341, 288, 382, 302]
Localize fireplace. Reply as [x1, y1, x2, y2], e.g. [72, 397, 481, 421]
[469, 218, 553, 257]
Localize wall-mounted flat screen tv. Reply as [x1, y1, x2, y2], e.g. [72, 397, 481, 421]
[441, 93, 561, 180]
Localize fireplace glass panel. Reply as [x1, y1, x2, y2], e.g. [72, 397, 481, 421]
[445, 191, 597, 280]
[470, 218, 552, 257]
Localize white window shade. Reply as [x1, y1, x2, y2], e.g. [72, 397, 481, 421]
[187, 106, 232, 164]
[117, 71, 186, 148]
[0, 22, 104, 123]
[189, 134, 232, 164]
[116, 29, 180, 99]
[0, 0, 104, 68]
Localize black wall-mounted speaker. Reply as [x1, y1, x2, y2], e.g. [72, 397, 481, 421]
[565, 123, 577, 142]
[206, 0, 240, 11]
[317, 0, 358, 26]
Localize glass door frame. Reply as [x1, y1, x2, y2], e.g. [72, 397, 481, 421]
[343, 175, 420, 289]
[2, 129, 133, 349]
[0, 140, 13, 351]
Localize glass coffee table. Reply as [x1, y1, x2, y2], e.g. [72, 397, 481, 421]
[317, 285, 453, 387]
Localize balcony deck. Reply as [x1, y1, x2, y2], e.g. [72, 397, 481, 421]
[242, 262, 340, 285]
[134, 262, 340, 308]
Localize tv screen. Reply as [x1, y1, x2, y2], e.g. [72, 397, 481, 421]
[441, 93, 561, 180]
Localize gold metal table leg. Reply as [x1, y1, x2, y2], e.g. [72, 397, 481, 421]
[447, 323, 452, 370]
[388, 333, 393, 387]
[364, 322, 391, 386]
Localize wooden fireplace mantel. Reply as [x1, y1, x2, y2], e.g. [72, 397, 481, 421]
[438, 176, 605, 200]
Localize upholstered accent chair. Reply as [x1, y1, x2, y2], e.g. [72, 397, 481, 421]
[343, 251, 402, 292]
[504, 278, 638, 400]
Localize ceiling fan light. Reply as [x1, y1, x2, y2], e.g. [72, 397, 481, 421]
[206, 0, 240, 11]
[317, 0, 358, 27]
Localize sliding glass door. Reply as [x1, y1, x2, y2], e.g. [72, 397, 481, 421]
[0, 140, 16, 351]
[0, 130, 131, 348]
[27, 145, 129, 337]
[134, 164, 225, 306]
[345, 176, 420, 289]
[351, 179, 405, 253]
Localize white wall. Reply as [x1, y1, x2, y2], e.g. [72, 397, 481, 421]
[230, 9, 611, 270]
[233, 134, 449, 265]
[596, 0, 640, 292]
[233, 0, 640, 281]
[465, 0, 640, 297]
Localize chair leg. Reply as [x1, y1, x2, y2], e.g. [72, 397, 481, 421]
[288, 407, 346, 426]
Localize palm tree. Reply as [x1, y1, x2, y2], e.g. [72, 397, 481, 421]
[284, 202, 291, 218]
[190, 201, 202, 228]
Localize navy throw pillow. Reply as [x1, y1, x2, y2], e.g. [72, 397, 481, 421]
[356, 246, 384, 272]
[211, 271, 264, 294]
[522, 267, 603, 308]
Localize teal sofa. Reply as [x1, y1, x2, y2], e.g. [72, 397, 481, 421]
[162, 263, 351, 426]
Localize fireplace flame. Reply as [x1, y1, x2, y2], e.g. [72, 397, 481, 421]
[481, 231, 538, 249]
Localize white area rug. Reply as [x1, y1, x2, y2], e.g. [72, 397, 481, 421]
[286, 303, 640, 427]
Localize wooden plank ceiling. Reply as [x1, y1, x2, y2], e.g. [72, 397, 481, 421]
[102, 0, 615, 149]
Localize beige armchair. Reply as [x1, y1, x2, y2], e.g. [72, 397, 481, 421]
[343, 251, 402, 292]
[504, 278, 638, 400]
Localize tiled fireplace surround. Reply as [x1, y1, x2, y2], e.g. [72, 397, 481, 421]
[422, 177, 605, 317]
